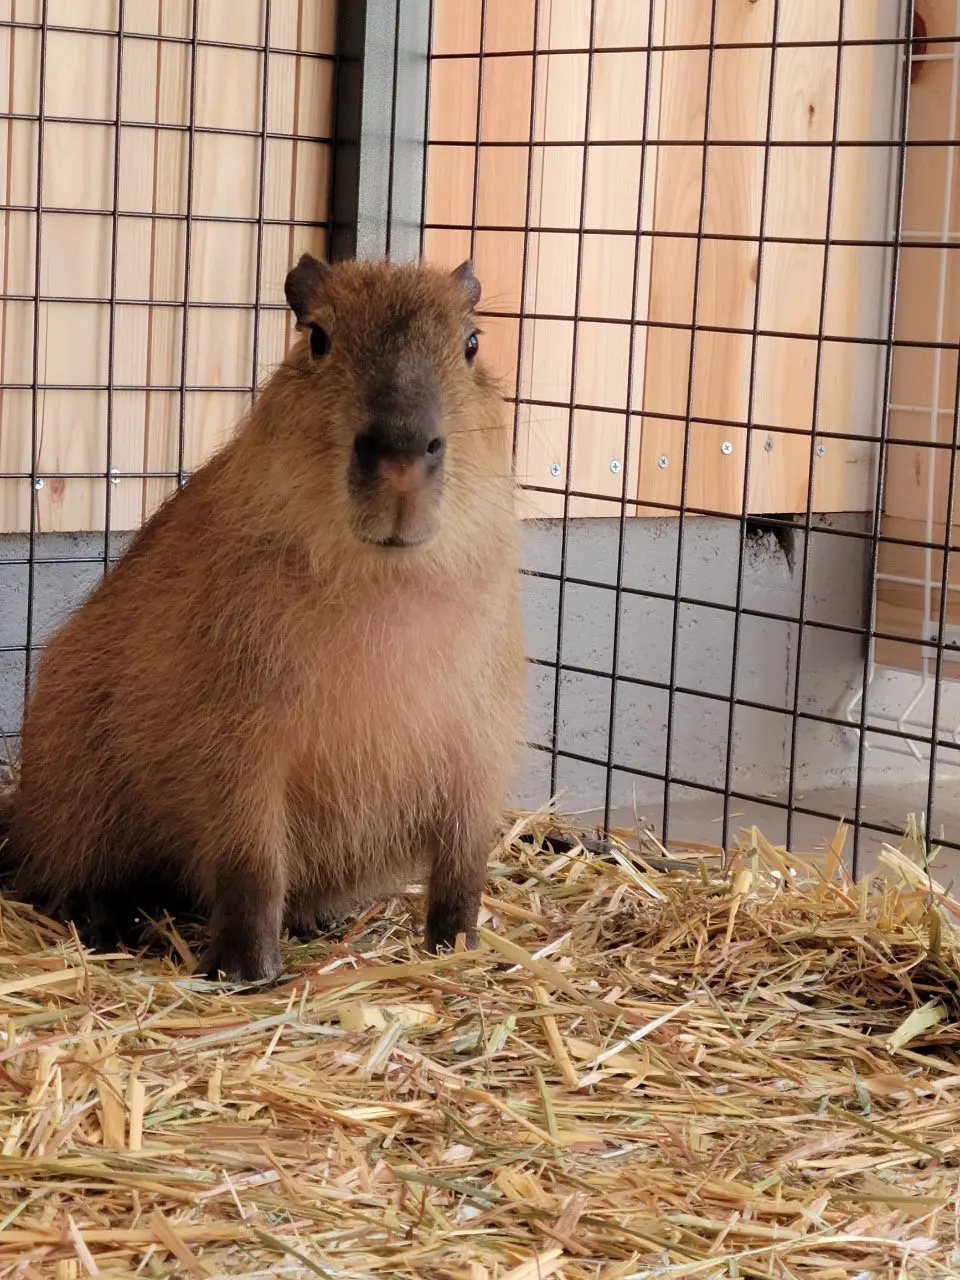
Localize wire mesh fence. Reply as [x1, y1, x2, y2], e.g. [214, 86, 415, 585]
[0, 0, 333, 739]
[2, 0, 959, 876]
[420, 0, 960, 873]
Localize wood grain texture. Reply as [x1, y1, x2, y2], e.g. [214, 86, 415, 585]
[426, 0, 660, 519]
[424, 0, 892, 521]
[0, 0, 334, 532]
[637, 0, 882, 518]
[875, 1, 960, 675]
[1, 1, 905, 529]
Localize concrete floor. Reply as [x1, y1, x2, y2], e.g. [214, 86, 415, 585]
[575, 778, 960, 881]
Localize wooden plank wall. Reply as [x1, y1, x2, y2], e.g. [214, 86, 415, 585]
[875, 1, 960, 676]
[0, 0, 335, 533]
[425, 0, 896, 521]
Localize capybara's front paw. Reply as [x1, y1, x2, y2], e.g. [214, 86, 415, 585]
[425, 907, 479, 954]
[200, 931, 282, 983]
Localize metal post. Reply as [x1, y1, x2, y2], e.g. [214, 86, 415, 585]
[330, 0, 430, 263]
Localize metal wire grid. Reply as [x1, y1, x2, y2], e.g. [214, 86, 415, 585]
[0, 5, 334, 723]
[3, 1, 960, 874]
[420, 0, 960, 870]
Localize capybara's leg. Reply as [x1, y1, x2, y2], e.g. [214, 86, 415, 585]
[80, 889, 143, 953]
[284, 897, 350, 940]
[200, 857, 285, 982]
[17, 883, 138, 952]
[424, 810, 494, 953]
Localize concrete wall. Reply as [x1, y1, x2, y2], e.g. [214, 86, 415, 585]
[516, 515, 960, 819]
[1, 534, 128, 765]
[4, 519, 959, 825]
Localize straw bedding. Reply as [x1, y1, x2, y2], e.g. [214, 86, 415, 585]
[0, 812, 957, 1278]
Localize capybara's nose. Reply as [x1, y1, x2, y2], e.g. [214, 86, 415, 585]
[353, 425, 445, 487]
[378, 455, 426, 493]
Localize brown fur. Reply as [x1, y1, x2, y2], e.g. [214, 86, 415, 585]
[3, 257, 525, 981]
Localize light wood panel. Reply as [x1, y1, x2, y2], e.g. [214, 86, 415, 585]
[425, 0, 896, 521]
[519, 1, 658, 519]
[637, 1, 883, 518]
[426, 0, 661, 519]
[1, 1, 907, 530]
[0, 0, 334, 532]
[875, 1, 960, 675]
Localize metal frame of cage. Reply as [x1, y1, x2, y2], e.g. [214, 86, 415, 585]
[2, 0, 959, 879]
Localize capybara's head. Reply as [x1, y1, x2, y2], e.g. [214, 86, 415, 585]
[270, 255, 511, 568]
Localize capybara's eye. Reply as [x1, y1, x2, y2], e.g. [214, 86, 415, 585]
[309, 325, 330, 358]
[464, 331, 479, 363]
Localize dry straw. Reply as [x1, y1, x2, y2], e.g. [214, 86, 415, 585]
[0, 808, 957, 1278]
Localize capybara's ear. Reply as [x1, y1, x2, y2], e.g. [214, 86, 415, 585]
[451, 260, 481, 310]
[284, 254, 330, 327]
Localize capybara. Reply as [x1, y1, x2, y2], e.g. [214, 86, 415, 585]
[0, 255, 525, 981]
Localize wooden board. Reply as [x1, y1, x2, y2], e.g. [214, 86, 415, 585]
[637, 0, 884, 518]
[0, 0, 334, 532]
[424, 0, 896, 521]
[426, 0, 660, 519]
[1, 1, 906, 529]
[875, 0, 960, 675]
[874, 519, 960, 679]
